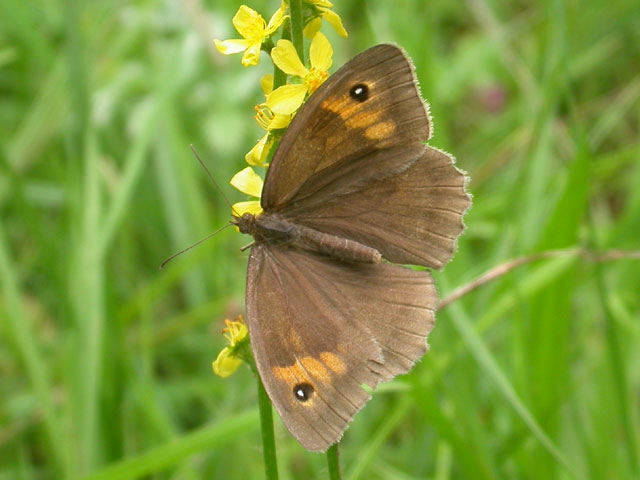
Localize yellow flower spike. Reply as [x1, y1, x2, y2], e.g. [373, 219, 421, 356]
[230, 166, 264, 197]
[213, 4, 287, 67]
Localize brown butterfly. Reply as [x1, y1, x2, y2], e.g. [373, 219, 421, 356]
[233, 44, 470, 451]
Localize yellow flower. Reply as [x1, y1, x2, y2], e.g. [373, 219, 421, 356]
[223, 316, 249, 347]
[254, 74, 293, 132]
[245, 74, 293, 167]
[254, 104, 292, 131]
[261, 73, 275, 95]
[230, 166, 263, 216]
[266, 32, 333, 115]
[245, 133, 274, 167]
[214, 4, 286, 67]
[212, 317, 249, 378]
[213, 348, 243, 378]
[304, 0, 348, 38]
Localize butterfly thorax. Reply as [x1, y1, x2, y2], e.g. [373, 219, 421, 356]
[234, 212, 381, 264]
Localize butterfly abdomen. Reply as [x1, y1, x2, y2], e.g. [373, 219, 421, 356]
[294, 224, 382, 263]
[249, 213, 381, 263]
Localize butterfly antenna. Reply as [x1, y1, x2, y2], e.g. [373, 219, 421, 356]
[160, 223, 233, 269]
[190, 144, 240, 217]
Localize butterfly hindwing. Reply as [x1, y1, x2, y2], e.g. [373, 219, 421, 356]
[285, 144, 470, 270]
[246, 244, 437, 451]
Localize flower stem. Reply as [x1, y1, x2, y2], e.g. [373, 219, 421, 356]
[257, 375, 279, 480]
[327, 444, 342, 480]
[289, 0, 305, 65]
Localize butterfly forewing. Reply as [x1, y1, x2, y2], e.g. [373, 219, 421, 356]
[262, 44, 431, 209]
[246, 244, 437, 451]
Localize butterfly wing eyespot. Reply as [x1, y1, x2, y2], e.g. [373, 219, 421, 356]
[349, 83, 369, 102]
[293, 383, 314, 402]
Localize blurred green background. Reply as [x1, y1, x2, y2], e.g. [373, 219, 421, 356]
[1, 0, 639, 478]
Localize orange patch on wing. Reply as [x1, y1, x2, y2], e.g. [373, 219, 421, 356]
[320, 99, 381, 128]
[320, 97, 348, 118]
[272, 352, 347, 386]
[272, 356, 329, 384]
[319, 352, 347, 375]
[344, 110, 382, 129]
[272, 362, 307, 385]
[300, 356, 331, 380]
[364, 121, 396, 140]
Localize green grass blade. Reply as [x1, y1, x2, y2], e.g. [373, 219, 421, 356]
[82, 409, 259, 480]
[443, 296, 581, 479]
[0, 224, 70, 477]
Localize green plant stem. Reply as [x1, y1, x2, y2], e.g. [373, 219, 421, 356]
[273, 61, 287, 91]
[271, 18, 288, 90]
[327, 444, 342, 480]
[257, 375, 279, 480]
[289, 0, 305, 64]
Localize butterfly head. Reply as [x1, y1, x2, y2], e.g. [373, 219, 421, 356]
[231, 212, 258, 236]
